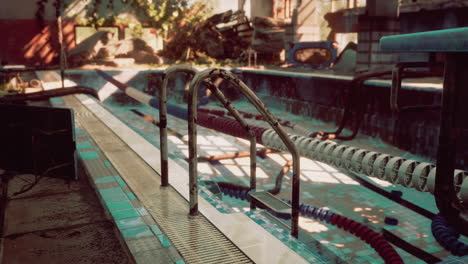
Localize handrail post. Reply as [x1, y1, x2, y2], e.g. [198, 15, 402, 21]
[160, 65, 198, 187]
[204, 80, 257, 209]
[188, 68, 301, 237]
[188, 71, 199, 216]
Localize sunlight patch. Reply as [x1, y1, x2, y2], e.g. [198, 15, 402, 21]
[299, 217, 329, 233]
[98, 71, 138, 101]
[301, 171, 340, 184]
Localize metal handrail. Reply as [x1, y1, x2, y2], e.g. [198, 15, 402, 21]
[391, 62, 440, 113]
[160, 65, 198, 187]
[203, 79, 257, 210]
[187, 69, 257, 215]
[188, 68, 301, 238]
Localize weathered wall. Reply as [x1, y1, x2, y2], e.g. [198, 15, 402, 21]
[234, 70, 455, 167]
[0, 19, 77, 65]
[0, 0, 60, 65]
[250, 0, 274, 18]
[0, 0, 161, 65]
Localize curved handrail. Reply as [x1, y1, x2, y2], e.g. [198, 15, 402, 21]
[203, 79, 257, 210]
[160, 65, 198, 187]
[188, 68, 301, 238]
[187, 69, 257, 215]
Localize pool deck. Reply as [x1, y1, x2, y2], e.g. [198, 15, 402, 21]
[0, 162, 133, 264]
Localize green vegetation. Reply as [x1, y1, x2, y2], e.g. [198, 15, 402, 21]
[35, 0, 213, 41]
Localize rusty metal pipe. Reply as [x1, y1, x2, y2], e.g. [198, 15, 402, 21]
[0, 86, 99, 102]
[269, 159, 293, 195]
[197, 148, 277, 162]
[161, 65, 198, 187]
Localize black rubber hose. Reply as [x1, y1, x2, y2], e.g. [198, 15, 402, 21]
[0, 86, 99, 102]
[217, 183, 404, 264]
[311, 70, 393, 141]
[217, 181, 442, 263]
[431, 215, 468, 256]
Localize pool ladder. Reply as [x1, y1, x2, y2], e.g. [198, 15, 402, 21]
[158, 66, 301, 238]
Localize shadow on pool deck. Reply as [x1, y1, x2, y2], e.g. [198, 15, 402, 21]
[0, 167, 134, 264]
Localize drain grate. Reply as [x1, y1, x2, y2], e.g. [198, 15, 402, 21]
[149, 207, 253, 264]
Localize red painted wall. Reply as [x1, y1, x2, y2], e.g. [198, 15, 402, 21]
[0, 19, 76, 66]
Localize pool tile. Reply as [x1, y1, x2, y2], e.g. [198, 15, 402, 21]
[114, 176, 128, 187]
[99, 187, 128, 203]
[94, 176, 116, 184]
[121, 226, 153, 239]
[157, 234, 172, 247]
[112, 208, 140, 220]
[127, 192, 137, 200]
[137, 207, 149, 216]
[76, 142, 92, 150]
[116, 217, 147, 230]
[79, 151, 99, 160]
[149, 225, 163, 236]
[106, 200, 135, 211]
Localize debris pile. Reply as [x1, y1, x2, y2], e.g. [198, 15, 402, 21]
[251, 16, 288, 53]
[162, 10, 252, 62]
[67, 31, 162, 67]
[66, 10, 292, 66]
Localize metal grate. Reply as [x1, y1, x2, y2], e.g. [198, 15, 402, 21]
[63, 95, 253, 264]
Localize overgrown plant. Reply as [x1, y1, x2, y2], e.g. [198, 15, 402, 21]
[35, 0, 211, 37]
[161, 1, 214, 61]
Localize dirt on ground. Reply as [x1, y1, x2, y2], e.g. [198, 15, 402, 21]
[0, 167, 133, 264]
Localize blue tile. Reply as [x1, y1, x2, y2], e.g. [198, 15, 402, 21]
[121, 226, 153, 239]
[157, 234, 172, 247]
[150, 225, 163, 236]
[111, 208, 140, 220]
[106, 200, 134, 211]
[50, 97, 64, 104]
[79, 151, 99, 160]
[99, 188, 128, 203]
[76, 142, 92, 150]
[94, 176, 116, 184]
[116, 217, 146, 230]
[114, 176, 128, 187]
[136, 207, 149, 216]
[127, 192, 137, 200]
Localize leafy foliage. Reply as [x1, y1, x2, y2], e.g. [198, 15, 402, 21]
[35, 0, 212, 41]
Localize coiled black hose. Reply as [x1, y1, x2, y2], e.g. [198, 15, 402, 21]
[217, 182, 404, 264]
[431, 215, 468, 256]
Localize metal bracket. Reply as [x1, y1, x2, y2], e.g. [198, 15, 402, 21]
[391, 62, 441, 113]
